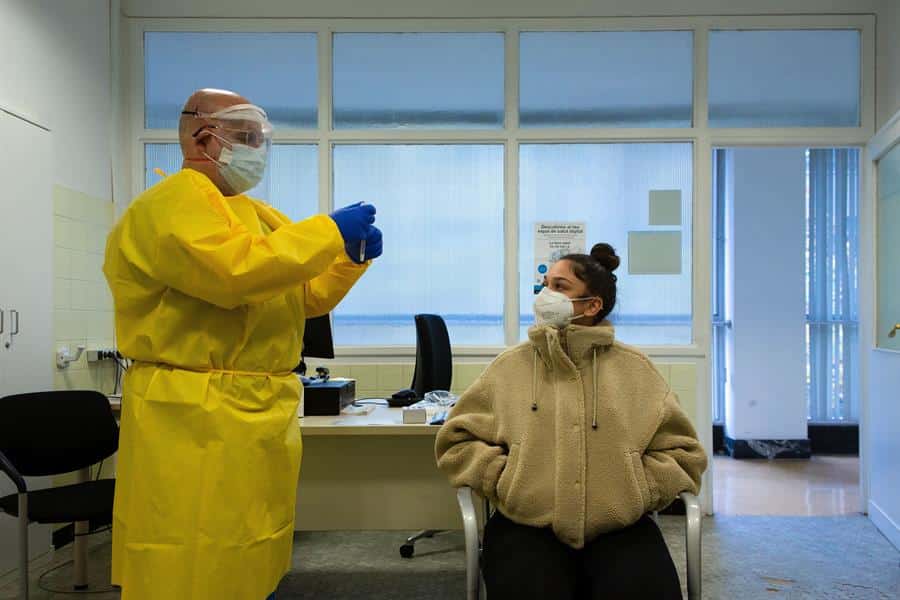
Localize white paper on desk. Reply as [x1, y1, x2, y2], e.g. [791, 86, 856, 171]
[364, 418, 399, 426]
[330, 417, 397, 426]
[341, 404, 375, 416]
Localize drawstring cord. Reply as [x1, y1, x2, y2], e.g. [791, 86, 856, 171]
[531, 338, 606, 427]
[592, 347, 599, 429]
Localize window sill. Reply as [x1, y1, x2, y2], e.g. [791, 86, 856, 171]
[331, 344, 708, 362]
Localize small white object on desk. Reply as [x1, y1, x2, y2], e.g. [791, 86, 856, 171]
[402, 406, 428, 424]
[341, 403, 375, 416]
[401, 400, 449, 424]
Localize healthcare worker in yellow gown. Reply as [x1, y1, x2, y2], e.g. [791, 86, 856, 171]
[103, 89, 382, 600]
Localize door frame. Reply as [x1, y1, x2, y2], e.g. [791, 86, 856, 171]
[859, 107, 900, 517]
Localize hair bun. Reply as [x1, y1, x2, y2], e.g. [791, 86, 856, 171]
[590, 243, 620, 272]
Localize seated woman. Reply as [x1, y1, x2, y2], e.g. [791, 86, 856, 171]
[435, 243, 707, 600]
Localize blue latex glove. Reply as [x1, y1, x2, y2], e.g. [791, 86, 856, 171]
[330, 202, 376, 244]
[347, 226, 383, 264]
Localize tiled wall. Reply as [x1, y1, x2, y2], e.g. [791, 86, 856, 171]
[321, 361, 700, 424]
[656, 363, 699, 424]
[52, 184, 117, 395]
[52, 185, 118, 487]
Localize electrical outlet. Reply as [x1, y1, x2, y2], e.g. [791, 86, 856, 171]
[87, 348, 117, 362]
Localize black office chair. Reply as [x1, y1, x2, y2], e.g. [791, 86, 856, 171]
[399, 314, 453, 558]
[411, 314, 453, 399]
[0, 390, 118, 599]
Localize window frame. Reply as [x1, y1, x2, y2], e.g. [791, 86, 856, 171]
[126, 15, 876, 362]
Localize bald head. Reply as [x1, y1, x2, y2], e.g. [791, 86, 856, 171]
[178, 88, 250, 149]
[179, 89, 253, 196]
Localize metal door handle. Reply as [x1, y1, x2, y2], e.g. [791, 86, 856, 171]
[889, 323, 900, 338]
[10, 310, 19, 336]
[0, 309, 4, 336]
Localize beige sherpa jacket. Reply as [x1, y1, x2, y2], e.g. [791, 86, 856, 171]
[435, 323, 707, 549]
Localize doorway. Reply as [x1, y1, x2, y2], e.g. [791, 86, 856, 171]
[711, 147, 861, 516]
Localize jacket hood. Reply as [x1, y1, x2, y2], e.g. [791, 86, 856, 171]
[527, 322, 615, 370]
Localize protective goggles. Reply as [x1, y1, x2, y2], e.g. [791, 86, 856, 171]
[182, 103, 273, 149]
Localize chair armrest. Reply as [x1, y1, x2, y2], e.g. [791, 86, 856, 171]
[0, 449, 26, 493]
[457, 486, 481, 600]
[679, 491, 702, 600]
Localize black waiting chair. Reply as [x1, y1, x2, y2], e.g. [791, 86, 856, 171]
[0, 390, 118, 599]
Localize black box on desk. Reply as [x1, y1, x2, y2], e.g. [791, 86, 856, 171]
[303, 379, 356, 416]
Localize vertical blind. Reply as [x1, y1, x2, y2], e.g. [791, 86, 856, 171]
[806, 148, 860, 422]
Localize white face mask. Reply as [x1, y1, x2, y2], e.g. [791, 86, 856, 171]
[215, 143, 268, 195]
[533, 287, 596, 328]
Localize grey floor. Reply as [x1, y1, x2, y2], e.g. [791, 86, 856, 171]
[1, 516, 898, 599]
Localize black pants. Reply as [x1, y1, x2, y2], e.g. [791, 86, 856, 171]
[482, 512, 682, 600]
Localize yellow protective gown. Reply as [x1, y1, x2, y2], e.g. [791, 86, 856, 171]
[103, 168, 367, 600]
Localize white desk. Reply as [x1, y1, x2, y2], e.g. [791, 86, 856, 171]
[295, 406, 460, 531]
[300, 405, 436, 436]
[111, 396, 456, 531]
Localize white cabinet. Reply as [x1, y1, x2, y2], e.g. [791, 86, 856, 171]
[0, 109, 54, 574]
[0, 110, 53, 396]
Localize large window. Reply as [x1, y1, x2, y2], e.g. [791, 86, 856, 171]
[138, 23, 868, 352]
[520, 31, 693, 128]
[332, 145, 504, 346]
[708, 30, 860, 128]
[519, 143, 693, 344]
[806, 149, 860, 422]
[144, 32, 318, 129]
[333, 33, 505, 129]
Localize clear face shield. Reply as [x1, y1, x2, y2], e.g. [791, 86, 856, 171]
[182, 103, 274, 194]
[183, 103, 274, 150]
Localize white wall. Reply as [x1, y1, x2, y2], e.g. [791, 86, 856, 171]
[0, 1, 116, 388]
[0, 0, 113, 573]
[0, 0, 112, 575]
[122, 0, 880, 18]
[0, 0, 111, 201]
[725, 148, 808, 441]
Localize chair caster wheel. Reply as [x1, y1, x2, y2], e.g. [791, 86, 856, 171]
[400, 543, 415, 558]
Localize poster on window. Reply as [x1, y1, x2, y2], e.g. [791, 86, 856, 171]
[533, 222, 586, 294]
